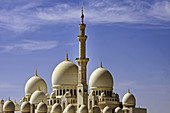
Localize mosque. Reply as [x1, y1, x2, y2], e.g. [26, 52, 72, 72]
[0, 9, 147, 113]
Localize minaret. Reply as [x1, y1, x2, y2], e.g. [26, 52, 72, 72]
[76, 8, 89, 111]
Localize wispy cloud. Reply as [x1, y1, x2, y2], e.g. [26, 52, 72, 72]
[0, 40, 58, 53]
[149, 1, 170, 22]
[0, 83, 17, 88]
[0, 0, 170, 34]
[115, 80, 138, 90]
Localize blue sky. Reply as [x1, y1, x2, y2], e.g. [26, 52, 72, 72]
[0, 0, 170, 113]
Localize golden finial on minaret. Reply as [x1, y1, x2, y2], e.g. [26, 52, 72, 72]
[66, 50, 69, 61]
[100, 60, 103, 68]
[81, 7, 84, 24]
[8, 97, 10, 101]
[35, 69, 37, 76]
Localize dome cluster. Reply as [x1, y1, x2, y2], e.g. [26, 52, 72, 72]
[0, 9, 146, 113]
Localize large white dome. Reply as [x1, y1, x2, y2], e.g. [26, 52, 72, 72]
[89, 67, 113, 89]
[25, 73, 47, 97]
[52, 60, 78, 87]
[122, 90, 136, 107]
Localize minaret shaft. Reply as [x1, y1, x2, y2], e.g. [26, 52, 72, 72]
[76, 8, 89, 111]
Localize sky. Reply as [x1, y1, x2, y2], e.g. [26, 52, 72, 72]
[0, 0, 170, 113]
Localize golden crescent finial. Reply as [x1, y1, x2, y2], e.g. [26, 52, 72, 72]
[66, 50, 69, 61]
[35, 69, 38, 76]
[37, 85, 41, 91]
[100, 60, 102, 68]
[81, 7, 84, 24]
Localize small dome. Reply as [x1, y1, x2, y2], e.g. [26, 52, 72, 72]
[92, 106, 100, 113]
[52, 61, 78, 87]
[79, 105, 88, 113]
[63, 104, 75, 113]
[25, 72, 47, 97]
[103, 106, 112, 113]
[51, 103, 62, 113]
[30, 89, 47, 104]
[122, 90, 136, 107]
[3, 99, 15, 112]
[50, 91, 56, 98]
[37, 101, 47, 112]
[115, 107, 123, 113]
[89, 67, 113, 89]
[21, 101, 30, 112]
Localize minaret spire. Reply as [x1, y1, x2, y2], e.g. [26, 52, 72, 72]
[81, 7, 84, 24]
[66, 50, 69, 61]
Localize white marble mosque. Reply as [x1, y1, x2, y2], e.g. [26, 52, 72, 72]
[0, 9, 147, 113]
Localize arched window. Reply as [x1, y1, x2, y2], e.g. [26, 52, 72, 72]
[63, 89, 65, 95]
[84, 89, 87, 92]
[90, 101, 92, 109]
[60, 89, 62, 95]
[50, 100, 52, 105]
[54, 100, 56, 103]
[57, 90, 58, 95]
[74, 89, 76, 95]
[57, 100, 59, 103]
[67, 89, 69, 91]
[95, 101, 97, 105]
[70, 89, 73, 95]
[110, 91, 112, 96]
[107, 91, 109, 96]
[96, 91, 98, 95]
[99, 90, 101, 95]
[104, 90, 106, 95]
